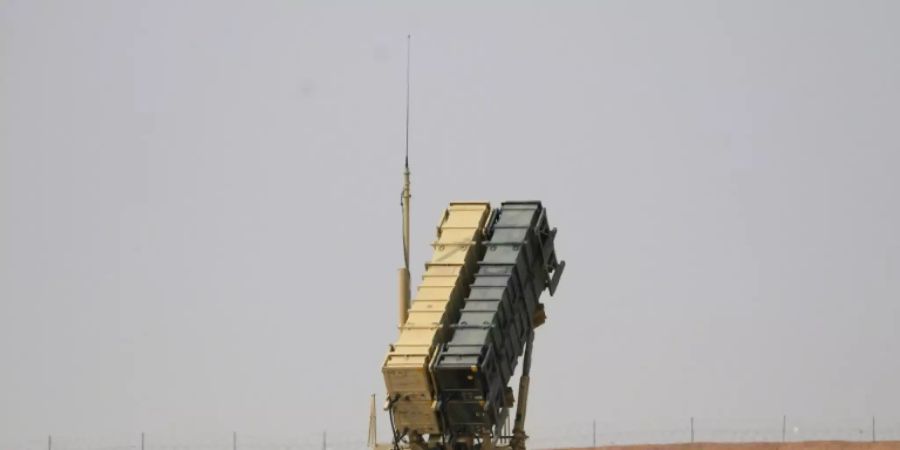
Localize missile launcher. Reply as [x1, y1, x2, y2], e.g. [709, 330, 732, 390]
[379, 200, 564, 450]
[372, 37, 565, 450]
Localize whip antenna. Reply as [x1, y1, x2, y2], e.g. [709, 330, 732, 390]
[405, 34, 411, 170]
[398, 35, 412, 328]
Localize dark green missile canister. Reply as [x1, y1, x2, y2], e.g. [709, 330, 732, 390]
[432, 201, 564, 437]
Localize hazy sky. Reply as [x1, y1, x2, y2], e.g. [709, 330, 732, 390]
[1, 0, 899, 447]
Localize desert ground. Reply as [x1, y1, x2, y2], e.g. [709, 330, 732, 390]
[563, 442, 900, 450]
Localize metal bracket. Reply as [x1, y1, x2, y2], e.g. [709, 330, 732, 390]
[548, 260, 565, 296]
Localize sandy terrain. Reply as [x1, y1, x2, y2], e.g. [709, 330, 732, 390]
[561, 442, 900, 450]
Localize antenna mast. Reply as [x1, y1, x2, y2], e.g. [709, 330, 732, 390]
[367, 394, 377, 448]
[398, 35, 412, 328]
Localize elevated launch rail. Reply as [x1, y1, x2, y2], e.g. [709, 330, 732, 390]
[383, 203, 492, 435]
[380, 201, 565, 450]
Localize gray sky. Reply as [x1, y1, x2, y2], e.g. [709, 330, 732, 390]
[1, 0, 899, 446]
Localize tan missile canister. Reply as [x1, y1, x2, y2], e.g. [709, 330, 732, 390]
[382, 201, 491, 435]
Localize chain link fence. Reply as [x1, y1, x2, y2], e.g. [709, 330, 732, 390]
[4, 418, 899, 450]
[527, 417, 900, 448]
[0, 431, 366, 450]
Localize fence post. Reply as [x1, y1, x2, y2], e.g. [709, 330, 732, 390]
[782, 415, 786, 442]
[48, 435, 51, 450]
[233, 431, 237, 450]
[141, 432, 145, 450]
[593, 420, 596, 448]
[690, 417, 694, 443]
[872, 416, 876, 442]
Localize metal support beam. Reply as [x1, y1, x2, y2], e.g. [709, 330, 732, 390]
[510, 331, 534, 450]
